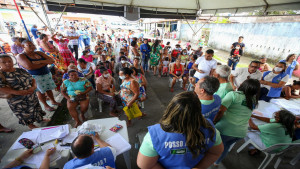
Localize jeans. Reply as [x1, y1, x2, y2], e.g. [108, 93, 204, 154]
[228, 59, 238, 70]
[69, 45, 79, 60]
[259, 87, 273, 102]
[142, 54, 149, 71]
[83, 38, 89, 47]
[215, 134, 242, 164]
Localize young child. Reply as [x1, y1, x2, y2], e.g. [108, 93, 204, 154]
[162, 57, 170, 76]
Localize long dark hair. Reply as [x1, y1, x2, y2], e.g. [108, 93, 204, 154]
[277, 110, 295, 138]
[286, 54, 295, 62]
[152, 40, 160, 53]
[160, 91, 215, 158]
[238, 79, 260, 110]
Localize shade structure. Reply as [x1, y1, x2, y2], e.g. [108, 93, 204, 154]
[46, 0, 300, 20]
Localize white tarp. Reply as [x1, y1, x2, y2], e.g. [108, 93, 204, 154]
[46, 0, 300, 14]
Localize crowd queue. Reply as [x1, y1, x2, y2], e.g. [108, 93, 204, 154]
[0, 22, 300, 169]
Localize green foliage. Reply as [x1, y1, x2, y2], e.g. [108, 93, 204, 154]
[212, 17, 231, 23]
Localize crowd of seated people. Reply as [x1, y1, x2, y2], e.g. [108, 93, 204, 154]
[1, 26, 300, 169]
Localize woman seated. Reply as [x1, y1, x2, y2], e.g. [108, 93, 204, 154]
[281, 80, 300, 100]
[131, 67, 147, 102]
[137, 92, 223, 169]
[63, 64, 84, 81]
[119, 67, 146, 126]
[81, 50, 98, 63]
[170, 58, 188, 92]
[213, 79, 261, 166]
[131, 57, 145, 75]
[61, 70, 92, 127]
[77, 58, 95, 89]
[115, 56, 132, 75]
[95, 62, 112, 78]
[247, 110, 295, 155]
[96, 67, 120, 117]
[259, 62, 289, 102]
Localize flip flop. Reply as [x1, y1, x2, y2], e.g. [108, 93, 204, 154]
[0, 128, 14, 133]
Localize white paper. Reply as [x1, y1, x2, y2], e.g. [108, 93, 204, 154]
[105, 133, 131, 156]
[11, 130, 40, 150]
[24, 144, 61, 168]
[63, 132, 78, 143]
[37, 125, 70, 143]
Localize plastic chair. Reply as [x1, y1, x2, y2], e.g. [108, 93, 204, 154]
[237, 139, 300, 169]
[97, 98, 103, 113]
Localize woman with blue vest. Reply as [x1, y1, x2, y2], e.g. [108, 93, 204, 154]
[137, 92, 224, 169]
[259, 62, 289, 102]
[213, 79, 261, 166]
[280, 54, 299, 78]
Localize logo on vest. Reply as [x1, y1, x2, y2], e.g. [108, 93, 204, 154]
[170, 148, 187, 155]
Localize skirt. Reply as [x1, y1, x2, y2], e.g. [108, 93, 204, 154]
[32, 72, 56, 94]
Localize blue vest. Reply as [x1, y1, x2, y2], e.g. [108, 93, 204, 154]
[201, 95, 221, 122]
[262, 71, 287, 97]
[148, 120, 216, 169]
[63, 147, 115, 169]
[280, 60, 297, 78]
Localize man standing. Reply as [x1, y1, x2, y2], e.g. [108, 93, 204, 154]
[194, 76, 221, 121]
[30, 25, 43, 39]
[64, 133, 116, 169]
[230, 61, 262, 90]
[231, 36, 245, 56]
[66, 26, 80, 60]
[192, 49, 217, 83]
[140, 39, 151, 72]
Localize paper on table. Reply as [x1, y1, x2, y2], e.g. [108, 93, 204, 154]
[105, 133, 131, 156]
[37, 125, 69, 143]
[24, 144, 61, 168]
[63, 132, 78, 143]
[11, 130, 40, 150]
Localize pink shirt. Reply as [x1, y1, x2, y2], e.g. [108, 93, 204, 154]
[95, 69, 112, 77]
[81, 55, 94, 62]
[96, 75, 113, 91]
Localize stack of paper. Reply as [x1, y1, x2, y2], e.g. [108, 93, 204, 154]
[105, 133, 131, 156]
[37, 125, 70, 143]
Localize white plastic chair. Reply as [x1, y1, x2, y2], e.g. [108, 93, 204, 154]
[97, 98, 103, 113]
[237, 139, 300, 169]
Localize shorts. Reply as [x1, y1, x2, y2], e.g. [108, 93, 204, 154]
[32, 72, 56, 94]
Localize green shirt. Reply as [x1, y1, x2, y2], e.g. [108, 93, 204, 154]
[139, 129, 222, 157]
[215, 91, 252, 138]
[215, 82, 233, 99]
[200, 99, 214, 105]
[258, 122, 292, 151]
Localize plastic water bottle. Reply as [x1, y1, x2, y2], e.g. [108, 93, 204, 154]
[134, 134, 139, 149]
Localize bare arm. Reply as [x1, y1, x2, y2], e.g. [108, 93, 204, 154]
[51, 33, 58, 42]
[249, 118, 259, 131]
[193, 143, 224, 169]
[85, 67, 94, 77]
[40, 41, 55, 52]
[80, 85, 92, 95]
[127, 80, 139, 107]
[192, 63, 204, 73]
[33, 51, 55, 64]
[210, 69, 215, 76]
[93, 133, 111, 148]
[251, 114, 271, 123]
[137, 153, 164, 169]
[261, 80, 286, 88]
[295, 64, 299, 71]
[39, 148, 56, 169]
[229, 74, 237, 90]
[213, 105, 227, 124]
[96, 81, 113, 96]
[16, 54, 48, 70]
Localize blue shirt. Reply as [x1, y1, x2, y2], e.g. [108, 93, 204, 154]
[201, 95, 222, 121]
[63, 147, 115, 169]
[31, 27, 38, 39]
[140, 43, 151, 55]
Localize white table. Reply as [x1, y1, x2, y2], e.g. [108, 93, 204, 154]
[78, 117, 131, 169]
[0, 125, 72, 169]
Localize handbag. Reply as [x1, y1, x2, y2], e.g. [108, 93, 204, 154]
[69, 81, 87, 102]
[123, 102, 142, 120]
[0, 71, 12, 99]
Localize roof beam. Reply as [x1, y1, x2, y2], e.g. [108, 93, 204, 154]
[263, 0, 269, 15]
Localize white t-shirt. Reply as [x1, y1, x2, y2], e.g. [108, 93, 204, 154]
[262, 71, 289, 90]
[193, 56, 217, 80]
[65, 30, 79, 46]
[163, 61, 169, 68]
[232, 67, 262, 87]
